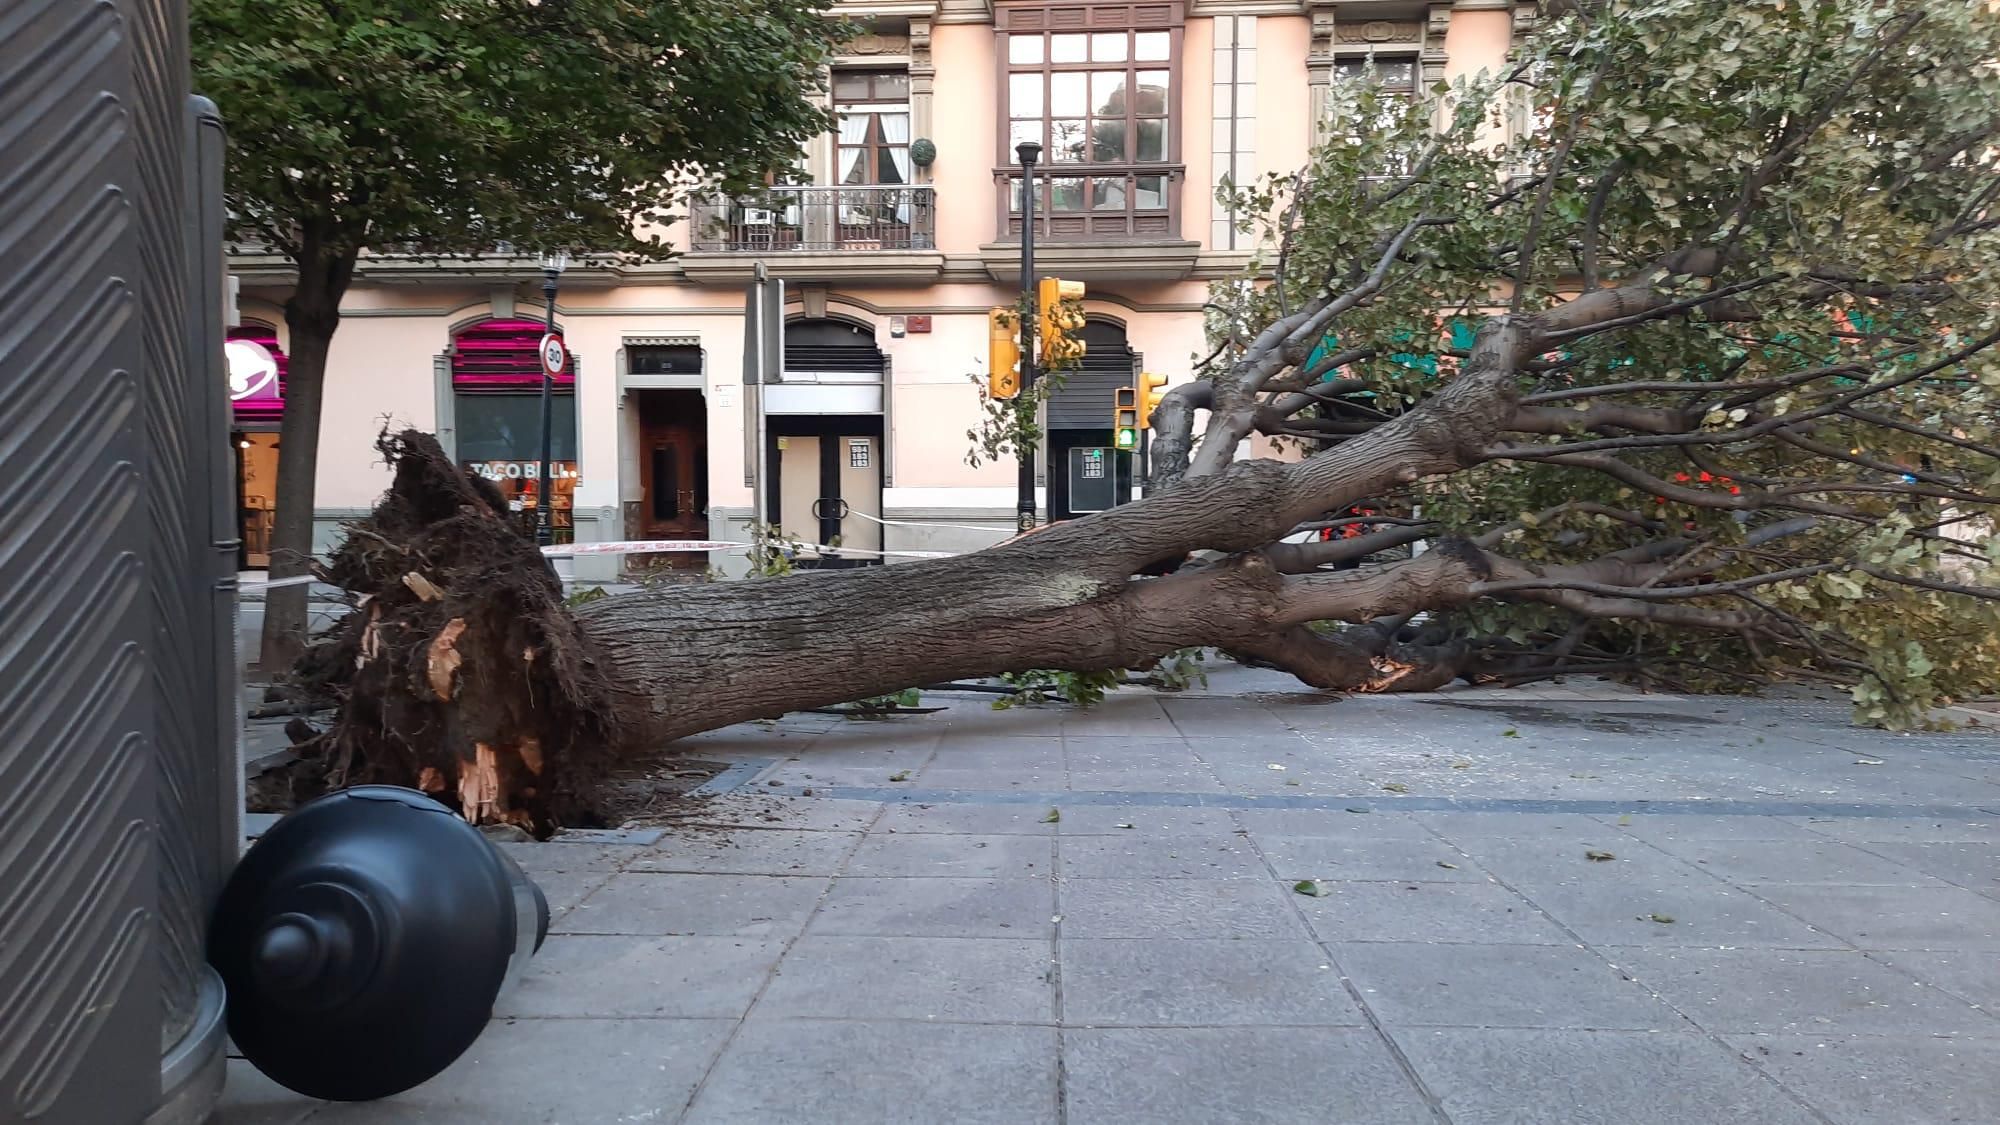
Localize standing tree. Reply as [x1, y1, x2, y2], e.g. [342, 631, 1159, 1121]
[278, 0, 2000, 833]
[192, 0, 844, 673]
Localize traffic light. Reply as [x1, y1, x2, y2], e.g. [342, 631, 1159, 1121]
[1137, 371, 1168, 430]
[987, 307, 1020, 399]
[1038, 277, 1087, 365]
[1113, 386, 1139, 450]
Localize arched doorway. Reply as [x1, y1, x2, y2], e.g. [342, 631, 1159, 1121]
[226, 323, 286, 568]
[1045, 319, 1139, 520]
[765, 318, 888, 568]
[448, 318, 577, 543]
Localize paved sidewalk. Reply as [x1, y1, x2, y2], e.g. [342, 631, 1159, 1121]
[220, 666, 2000, 1124]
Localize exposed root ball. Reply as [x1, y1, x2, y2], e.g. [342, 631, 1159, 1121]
[274, 430, 625, 835]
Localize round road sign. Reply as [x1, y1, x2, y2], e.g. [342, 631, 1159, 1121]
[538, 332, 566, 377]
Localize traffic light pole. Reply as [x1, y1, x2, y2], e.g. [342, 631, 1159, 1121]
[1015, 141, 1041, 534]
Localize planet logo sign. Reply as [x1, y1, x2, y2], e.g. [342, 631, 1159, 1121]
[226, 338, 281, 405]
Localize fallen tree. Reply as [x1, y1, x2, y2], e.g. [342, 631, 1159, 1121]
[277, 0, 2000, 832]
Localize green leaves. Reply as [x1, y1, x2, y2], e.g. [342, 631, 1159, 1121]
[194, 0, 843, 262]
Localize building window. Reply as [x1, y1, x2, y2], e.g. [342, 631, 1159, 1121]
[1332, 56, 1419, 175]
[834, 70, 912, 187]
[997, 3, 1185, 240]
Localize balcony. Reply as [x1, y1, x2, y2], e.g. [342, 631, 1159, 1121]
[681, 185, 945, 285]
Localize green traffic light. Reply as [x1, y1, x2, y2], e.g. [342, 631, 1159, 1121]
[1115, 428, 1137, 450]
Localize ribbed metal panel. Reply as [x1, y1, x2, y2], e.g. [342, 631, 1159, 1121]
[0, 0, 161, 1122]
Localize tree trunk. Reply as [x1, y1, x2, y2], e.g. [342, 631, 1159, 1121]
[277, 322, 1534, 833]
[258, 244, 356, 676]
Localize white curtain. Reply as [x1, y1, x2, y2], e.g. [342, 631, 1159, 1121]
[881, 113, 912, 219]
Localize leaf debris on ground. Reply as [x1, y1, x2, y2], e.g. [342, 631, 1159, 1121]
[888, 770, 911, 782]
[1586, 849, 1617, 862]
[1293, 880, 1329, 897]
[1041, 807, 1060, 823]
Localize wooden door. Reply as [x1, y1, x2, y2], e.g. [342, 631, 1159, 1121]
[637, 403, 708, 569]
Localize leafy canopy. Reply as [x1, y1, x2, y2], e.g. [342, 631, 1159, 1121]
[1209, 0, 2000, 725]
[193, 0, 844, 260]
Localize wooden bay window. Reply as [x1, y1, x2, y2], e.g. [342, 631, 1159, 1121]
[996, 2, 1185, 241]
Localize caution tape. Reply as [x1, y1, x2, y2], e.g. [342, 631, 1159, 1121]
[547, 540, 744, 554]
[539, 539, 957, 560]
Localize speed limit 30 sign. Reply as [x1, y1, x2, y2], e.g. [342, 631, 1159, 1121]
[538, 332, 567, 377]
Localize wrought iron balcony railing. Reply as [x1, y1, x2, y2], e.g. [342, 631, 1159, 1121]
[690, 185, 936, 253]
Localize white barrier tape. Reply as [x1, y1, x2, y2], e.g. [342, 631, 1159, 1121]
[846, 511, 1017, 535]
[540, 539, 957, 561]
[239, 574, 320, 593]
[550, 540, 745, 554]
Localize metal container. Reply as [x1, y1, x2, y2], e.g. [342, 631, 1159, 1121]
[0, 1, 235, 1121]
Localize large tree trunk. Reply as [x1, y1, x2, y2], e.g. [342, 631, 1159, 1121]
[258, 242, 356, 676]
[276, 320, 1549, 833]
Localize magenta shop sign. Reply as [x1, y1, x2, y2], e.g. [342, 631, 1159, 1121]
[227, 326, 286, 422]
[451, 318, 574, 388]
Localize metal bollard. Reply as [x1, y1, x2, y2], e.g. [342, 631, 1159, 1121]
[207, 786, 550, 1102]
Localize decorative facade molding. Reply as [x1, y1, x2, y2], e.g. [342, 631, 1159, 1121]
[1187, 0, 1304, 14]
[1336, 20, 1421, 44]
[910, 18, 936, 182]
[933, 0, 994, 23]
[844, 31, 912, 55]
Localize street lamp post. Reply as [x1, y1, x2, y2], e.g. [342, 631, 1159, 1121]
[1015, 141, 1041, 534]
[536, 250, 568, 547]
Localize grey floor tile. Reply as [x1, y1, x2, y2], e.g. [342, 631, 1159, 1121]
[1611, 947, 1998, 1035]
[626, 829, 862, 875]
[1062, 1027, 1434, 1125]
[674, 795, 884, 833]
[1731, 1034, 2000, 1125]
[1875, 950, 2000, 1010]
[1060, 939, 1363, 1026]
[495, 935, 781, 1019]
[1850, 841, 2000, 891]
[1412, 811, 1616, 841]
[685, 1020, 1057, 1125]
[1059, 878, 1309, 940]
[496, 841, 636, 875]
[1234, 808, 1436, 840]
[1066, 767, 1224, 793]
[1759, 884, 2000, 950]
[529, 869, 610, 921]
[844, 832, 1055, 878]
[766, 764, 927, 788]
[1394, 1028, 1819, 1125]
[1521, 877, 1846, 948]
[757, 936, 1054, 1023]
[809, 876, 1055, 939]
[1061, 833, 1268, 879]
[215, 1058, 316, 1125]
[1604, 813, 1830, 844]
[1063, 739, 1208, 770]
[786, 744, 937, 769]
[1254, 835, 1489, 884]
[1784, 815, 2000, 843]
[923, 744, 1066, 772]
[916, 766, 1069, 790]
[309, 1018, 734, 1125]
[1448, 834, 1709, 888]
[1647, 837, 1943, 887]
[873, 802, 1058, 835]
[1332, 942, 1679, 1029]
[1296, 881, 1573, 945]
[1056, 804, 1241, 835]
[557, 873, 828, 938]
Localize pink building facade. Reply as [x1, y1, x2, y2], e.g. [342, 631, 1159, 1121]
[229, 0, 1531, 581]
